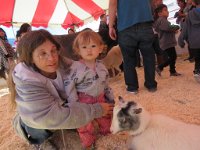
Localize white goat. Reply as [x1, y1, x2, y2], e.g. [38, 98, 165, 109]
[110, 96, 200, 150]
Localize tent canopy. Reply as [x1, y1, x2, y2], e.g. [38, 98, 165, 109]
[0, 0, 108, 29]
[0, 0, 179, 32]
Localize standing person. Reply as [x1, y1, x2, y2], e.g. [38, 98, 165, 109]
[178, 0, 200, 83]
[0, 28, 15, 58]
[64, 30, 115, 149]
[0, 28, 15, 79]
[98, 14, 109, 32]
[109, 0, 157, 94]
[18, 23, 31, 38]
[182, 0, 196, 62]
[184, 0, 196, 15]
[174, 0, 186, 26]
[15, 23, 32, 47]
[151, 0, 165, 66]
[98, 13, 118, 51]
[0, 39, 9, 79]
[154, 4, 181, 77]
[8, 29, 114, 149]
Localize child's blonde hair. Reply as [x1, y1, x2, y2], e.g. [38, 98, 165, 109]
[73, 30, 104, 55]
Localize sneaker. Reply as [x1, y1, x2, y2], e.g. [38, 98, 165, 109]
[146, 87, 157, 93]
[155, 67, 162, 76]
[170, 72, 181, 76]
[127, 89, 138, 95]
[194, 73, 200, 83]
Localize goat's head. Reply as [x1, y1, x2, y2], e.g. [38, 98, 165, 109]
[110, 96, 142, 134]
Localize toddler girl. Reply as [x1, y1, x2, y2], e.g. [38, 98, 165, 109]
[64, 30, 114, 149]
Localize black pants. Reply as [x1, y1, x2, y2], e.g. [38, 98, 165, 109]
[191, 48, 200, 74]
[118, 22, 157, 90]
[188, 46, 194, 59]
[20, 119, 53, 144]
[153, 34, 163, 55]
[158, 47, 177, 73]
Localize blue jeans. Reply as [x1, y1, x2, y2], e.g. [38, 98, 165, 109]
[20, 119, 53, 144]
[118, 22, 157, 90]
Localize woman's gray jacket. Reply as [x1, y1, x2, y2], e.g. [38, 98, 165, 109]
[12, 62, 103, 141]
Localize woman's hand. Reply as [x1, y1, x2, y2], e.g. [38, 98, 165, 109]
[99, 103, 114, 117]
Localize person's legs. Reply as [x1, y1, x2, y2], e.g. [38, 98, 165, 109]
[188, 46, 194, 61]
[153, 34, 164, 65]
[138, 26, 157, 90]
[20, 120, 53, 145]
[157, 48, 178, 76]
[118, 27, 139, 92]
[165, 47, 179, 74]
[184, 45, 194, 62]
[136, 49, 142, 67]
[192, 48, 200, 83]
[157, 50, 169, 70]
[192, 48, 200, 74]
[153, 34, 161, 55]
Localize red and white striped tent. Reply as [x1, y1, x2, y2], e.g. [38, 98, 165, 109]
[0, 0, 108, 29]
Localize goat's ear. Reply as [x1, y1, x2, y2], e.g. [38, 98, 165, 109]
[134, 108, 142, 114]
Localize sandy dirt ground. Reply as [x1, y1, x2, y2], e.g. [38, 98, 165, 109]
[0, 56, 200, 150]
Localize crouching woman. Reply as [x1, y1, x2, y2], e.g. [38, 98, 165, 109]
[8, 29, 114, 149]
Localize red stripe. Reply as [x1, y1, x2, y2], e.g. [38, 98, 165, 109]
[72, 0, 104, 20]
[31, 0, 58, 27]
[62, 13, 83, 29]
[0, 0, 15, 27]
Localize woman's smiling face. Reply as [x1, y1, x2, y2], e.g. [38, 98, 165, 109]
[32, 40, 59, 77]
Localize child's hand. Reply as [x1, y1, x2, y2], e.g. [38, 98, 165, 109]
[100, 103, 114, 117]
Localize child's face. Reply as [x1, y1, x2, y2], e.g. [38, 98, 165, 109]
[78, 40, 102, 62]
[159, 7, 169, 18]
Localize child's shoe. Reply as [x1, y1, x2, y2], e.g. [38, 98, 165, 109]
[126, 89, 138, 95]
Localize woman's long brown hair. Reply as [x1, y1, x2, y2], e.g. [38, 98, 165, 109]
[8, 29, 70, 109]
